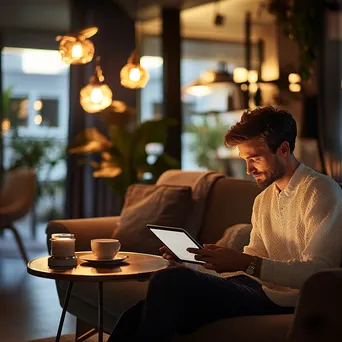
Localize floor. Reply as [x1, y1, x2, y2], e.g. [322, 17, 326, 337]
[0, 216, 76, 342]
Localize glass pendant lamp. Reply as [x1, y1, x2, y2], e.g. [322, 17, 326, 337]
[80, 57, 112, 113]
[56, 26, 98, 65]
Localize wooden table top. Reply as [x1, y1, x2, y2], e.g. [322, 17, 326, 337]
[27, 251, 169, 282]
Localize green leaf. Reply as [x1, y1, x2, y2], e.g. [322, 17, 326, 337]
[2, 87, 13, 119]
[107, 125, 133, 158]
[135, 118, 177, 146]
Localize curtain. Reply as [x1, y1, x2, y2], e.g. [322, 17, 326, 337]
[0, 34, 3, 184]
[65, 0, 136, 219]
[317, 7, 342, 182]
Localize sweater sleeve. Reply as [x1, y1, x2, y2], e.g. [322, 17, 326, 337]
[260, 180, 342, 289]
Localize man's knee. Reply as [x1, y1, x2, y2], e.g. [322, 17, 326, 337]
[148, 267, 198, 292]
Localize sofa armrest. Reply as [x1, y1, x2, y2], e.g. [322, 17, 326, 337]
[46, 216, 120, 252]
[286, 269, 342, 342]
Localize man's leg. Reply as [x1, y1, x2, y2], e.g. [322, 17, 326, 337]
[107, 300, 144, 342]
[109, 267, 293, 342]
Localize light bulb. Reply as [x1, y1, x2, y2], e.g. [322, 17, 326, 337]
[233, 67, 248, 83]
[249, 83, 258, 93]
[71, 43, 84, 58]
[1, 119, 11, 132]
[90, 88, 104, 104]
[34, 100, 43, 111]
[289, 83, 301, 92]
[129, 68, 141, 82]
[288, 73, 301, 84]
[248, 70, 258, 83]
[34, 114, 43, 125]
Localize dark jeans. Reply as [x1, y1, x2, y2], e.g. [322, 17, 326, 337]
[108, 267, 294, 342]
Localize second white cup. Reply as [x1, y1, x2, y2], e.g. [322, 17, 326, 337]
[91, 239, 121, 260]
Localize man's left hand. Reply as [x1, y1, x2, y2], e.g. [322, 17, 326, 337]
[187, 244, 253, 273]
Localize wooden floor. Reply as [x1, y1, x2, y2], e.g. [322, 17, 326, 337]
[0, 221, 76, 342]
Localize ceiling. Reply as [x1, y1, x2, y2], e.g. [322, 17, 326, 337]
[114, 0, 273, 24]
[142, 0, 275, 41]
[114, 0, 215, 21]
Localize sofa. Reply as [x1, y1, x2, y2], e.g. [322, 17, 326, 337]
[46, 170, 342, 342]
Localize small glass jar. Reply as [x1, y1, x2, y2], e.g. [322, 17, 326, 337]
[48, 233, 77, 268]
[51, 233, 76, 257]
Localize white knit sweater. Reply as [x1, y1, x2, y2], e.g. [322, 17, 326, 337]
[243, 163, 342, 307]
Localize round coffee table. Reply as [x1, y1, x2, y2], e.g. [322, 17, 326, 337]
[27, 251, 169, 342]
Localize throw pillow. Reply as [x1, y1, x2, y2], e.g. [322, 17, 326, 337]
[215, 223, 252, 252]
[112, 183, 193, 255]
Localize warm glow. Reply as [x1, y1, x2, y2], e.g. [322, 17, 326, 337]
[186, 85, 212, 97]
[249, 83, 259, 93]
[80, 84, 113, 113]
[288, 73, 301, 84]
[34, 114, 43, 125]
[19, 99, 29, 118]
[56, 27, 98, 65]
[1, 119, 11, 132]
[120, 63, 149, 89]
[240, 83, 248, 91]
[248, 70, 258, 84]
[34, 100, 43, 111]
[233, 67, 248, 83]
[93, 166, 122, 178]
[140, 56, 163, 69]
[58, 38, 94, 65]
[129, 68, 141, 82]
[289, 83, 301, 92]
[71, 43, 84, 58]
[111, 101, 127, 113]
[200, 70, 216, 83]
[90, 87, 104, 104]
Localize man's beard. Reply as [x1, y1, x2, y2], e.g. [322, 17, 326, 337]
[255, 159, 286, 189]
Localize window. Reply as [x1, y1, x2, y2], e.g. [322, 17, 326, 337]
[36, 98, 59, 127]
[140, 36, 254, 171]
[2, 47, 69, 137]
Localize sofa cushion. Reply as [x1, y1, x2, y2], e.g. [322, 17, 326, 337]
[112, 183, 193, 255]
[216, 223, 252, 252]
[198, 177, 260, 244]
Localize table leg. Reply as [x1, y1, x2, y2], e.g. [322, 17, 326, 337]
[56, 281, 73, 342]
[98, 281, 104, 342]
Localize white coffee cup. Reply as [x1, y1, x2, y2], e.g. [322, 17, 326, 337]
[91, 239, 121, 260]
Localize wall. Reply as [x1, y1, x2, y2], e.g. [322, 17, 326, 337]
[0, 0, 70, 32]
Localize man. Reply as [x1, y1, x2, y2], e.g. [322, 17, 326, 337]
[108, 106, 342, 342]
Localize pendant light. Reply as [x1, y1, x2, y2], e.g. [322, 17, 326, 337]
[56, 26, 98, 65]
[80, 56, 112, 113]
[120, 16, 149, 89]
[120, 49, 149, 89]
[186, 62, 235, 96]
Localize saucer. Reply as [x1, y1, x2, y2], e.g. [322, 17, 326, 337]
[79, 253, 129, 265]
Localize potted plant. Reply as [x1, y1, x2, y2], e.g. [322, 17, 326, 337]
[68, 101, 180, 205]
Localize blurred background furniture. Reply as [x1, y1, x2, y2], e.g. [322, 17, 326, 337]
[0, 168, 36, 264]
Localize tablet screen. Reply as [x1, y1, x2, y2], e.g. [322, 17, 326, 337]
[149, 227, 204, 264]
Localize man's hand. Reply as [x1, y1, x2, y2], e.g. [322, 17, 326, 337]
[159, 246, 185, 267]
[187, 244, 255, 274]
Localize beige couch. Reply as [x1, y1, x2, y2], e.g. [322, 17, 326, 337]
[46, 171, 342, 342]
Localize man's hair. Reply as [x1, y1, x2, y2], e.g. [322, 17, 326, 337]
[224, 106, 297, 153]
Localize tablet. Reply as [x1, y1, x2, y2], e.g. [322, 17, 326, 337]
[147, 224, 204, 264]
